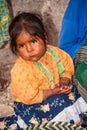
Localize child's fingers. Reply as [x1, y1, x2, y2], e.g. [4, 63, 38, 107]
[63, 85, 73, 94]
[59, 85, 73, 94]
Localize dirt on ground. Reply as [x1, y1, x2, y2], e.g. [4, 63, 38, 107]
[0, 43, 17, 117]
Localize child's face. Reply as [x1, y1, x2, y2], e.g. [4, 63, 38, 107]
[16, 31, 46, 62]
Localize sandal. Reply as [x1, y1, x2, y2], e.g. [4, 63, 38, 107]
[0, 78, 9, 91]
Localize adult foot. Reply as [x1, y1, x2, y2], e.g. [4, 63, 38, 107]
[0, 78, 9, 91]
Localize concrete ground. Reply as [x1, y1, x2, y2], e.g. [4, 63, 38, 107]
[0, 43, 16, 117]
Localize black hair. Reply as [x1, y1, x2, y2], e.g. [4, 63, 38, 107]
[9, 12, 46, 54]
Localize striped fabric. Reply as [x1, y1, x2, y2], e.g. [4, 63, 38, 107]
[27, 121, 86, 130]
[0, 0, 10, 48]
[75, 43, 87, 64]
[74, 43, 87, 102]
[74, 78, 87, 102]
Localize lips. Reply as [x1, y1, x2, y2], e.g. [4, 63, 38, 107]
[27, 56, 40, 62]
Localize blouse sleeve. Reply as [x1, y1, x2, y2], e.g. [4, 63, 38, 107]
[56, 48, 74, 79]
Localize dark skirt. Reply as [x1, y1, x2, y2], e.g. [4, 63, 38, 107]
[0, 84, 87, 130]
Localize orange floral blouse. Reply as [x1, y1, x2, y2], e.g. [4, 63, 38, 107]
[11, 45, 74, 105]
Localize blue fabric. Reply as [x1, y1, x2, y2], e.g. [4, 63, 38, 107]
[58, 0, 87, 59]
[14, 86, 77, 127]
[0, 85, 87, 129]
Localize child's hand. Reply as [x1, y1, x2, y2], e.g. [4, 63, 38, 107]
[43, 84, 72, 101]
[52, 85, 72, 94]
[59, 77, 71, 86]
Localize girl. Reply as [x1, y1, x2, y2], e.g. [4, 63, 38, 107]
[0, 12, 87, 129]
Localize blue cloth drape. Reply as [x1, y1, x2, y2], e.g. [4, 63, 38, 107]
[58, 0, 87, 59]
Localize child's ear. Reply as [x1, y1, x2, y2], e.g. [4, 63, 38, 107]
[15, 46, 19, 55]
[44, 32, 49, 43]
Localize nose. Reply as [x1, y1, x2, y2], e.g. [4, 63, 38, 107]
[26, 43, 32, 52]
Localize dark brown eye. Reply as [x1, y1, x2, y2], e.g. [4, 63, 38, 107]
[31, 39, 37, 44]
[18, 44, 25, 48]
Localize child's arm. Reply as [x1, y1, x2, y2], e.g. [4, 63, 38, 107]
[56, 48, 74, 86]
[56, 47, 74, 78]
[43, 85, 72, 101]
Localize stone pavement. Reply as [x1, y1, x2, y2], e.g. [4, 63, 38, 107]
[0, 44, 16, 117]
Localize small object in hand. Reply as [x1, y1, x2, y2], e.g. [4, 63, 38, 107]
[0, 78, 9, 91]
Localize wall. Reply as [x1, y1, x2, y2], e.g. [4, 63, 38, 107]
[11, 0, 69, 46]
